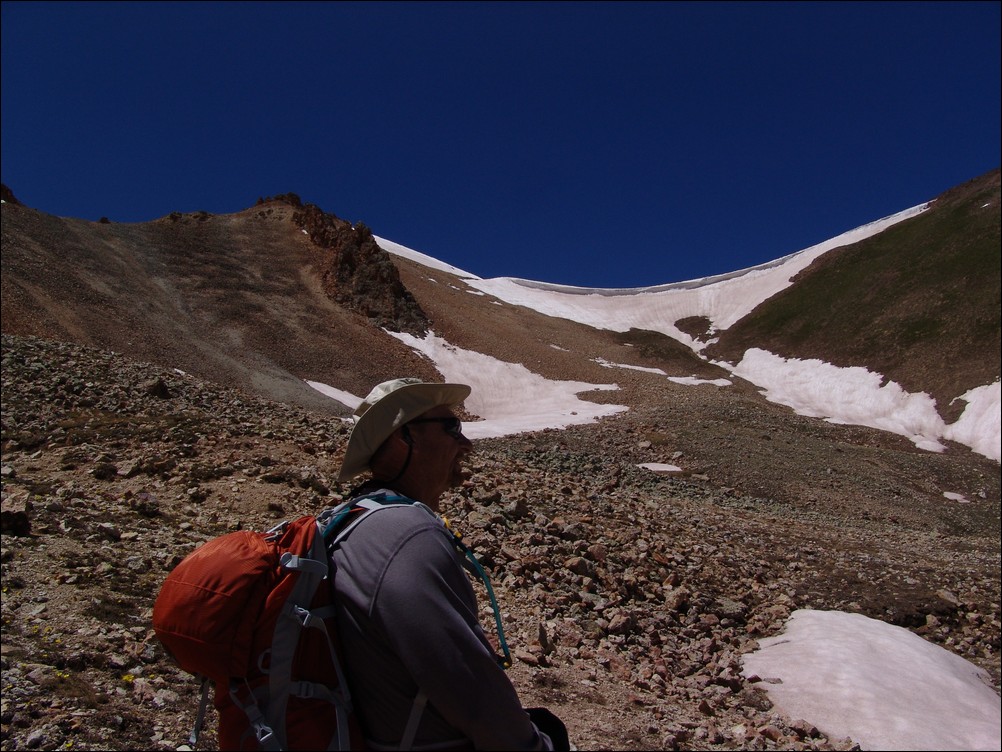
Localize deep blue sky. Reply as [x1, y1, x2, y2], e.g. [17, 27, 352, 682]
[2, 1, 999, 287]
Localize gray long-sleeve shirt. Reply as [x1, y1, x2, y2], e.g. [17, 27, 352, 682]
[331, 495, 552, 751]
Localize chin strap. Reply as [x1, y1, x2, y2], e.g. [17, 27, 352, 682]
[381, 424, 415, 485]
[383, 440, 413, 484]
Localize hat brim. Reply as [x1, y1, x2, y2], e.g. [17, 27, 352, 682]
[338, 382, 471, 482]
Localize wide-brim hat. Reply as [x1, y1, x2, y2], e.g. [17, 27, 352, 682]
[338, 377, 472, 482]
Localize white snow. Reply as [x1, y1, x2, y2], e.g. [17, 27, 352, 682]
[374, 235, 479, 279]
[637, 463, 684, 473]
[742, 610, 1000, 751]
[383, 330, 627, 439]
[943, 491, 970, 503]
[304, 381, 362, 413]
[729, 348, 951, 453]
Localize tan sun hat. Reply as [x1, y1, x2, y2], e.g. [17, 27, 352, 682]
[338, 377, 472, 482]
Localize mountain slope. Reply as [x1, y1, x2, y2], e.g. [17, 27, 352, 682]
[0, 193, 738, 419]
[1, 175, 999, 751]
[0, 197, 445, 411]
[705, 168, 1001, 419]
[4, 173, 999, 429]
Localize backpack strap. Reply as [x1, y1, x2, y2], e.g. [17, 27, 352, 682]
[325, 492, 439, 750]
[293, 609, 354, 751]
[265, 519, 349, 750]
[189, 677, 211, 748]
[321, 491, 417, 546]
[230, 679, 281, 751]
[399, 690, 428, 751]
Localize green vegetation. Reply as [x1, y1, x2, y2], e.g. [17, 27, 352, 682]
[708, 169, 1000, 408]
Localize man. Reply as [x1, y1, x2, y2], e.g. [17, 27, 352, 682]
[332, 378, 567, 750]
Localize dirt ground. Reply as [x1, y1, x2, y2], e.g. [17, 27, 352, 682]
[2, 334, 998, 751]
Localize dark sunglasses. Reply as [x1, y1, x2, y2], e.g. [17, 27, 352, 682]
[408, 416, 464, 439]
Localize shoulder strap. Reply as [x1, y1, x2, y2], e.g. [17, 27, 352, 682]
[321, 491, 423, 548]
[266, 519, 338, 746]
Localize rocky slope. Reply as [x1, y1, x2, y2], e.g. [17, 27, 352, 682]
[2, 333, 999, 751]
[3, 169, 998, 432]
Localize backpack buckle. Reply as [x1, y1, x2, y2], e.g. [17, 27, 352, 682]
[279, 552, 329, 575]
[254, 721, 276, 745]
[291, 603, 313, 628]
[230, 680, 277, 748]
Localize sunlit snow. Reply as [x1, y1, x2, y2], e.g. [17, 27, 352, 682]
[384, 330, 628, 439]
[742, 610, 1000, 751]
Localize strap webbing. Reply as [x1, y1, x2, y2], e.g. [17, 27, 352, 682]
[188, 677, 210, 747]
[266, 521, 356, 751]
[399, 690, 428, 751]
[229, 679, 281, 751]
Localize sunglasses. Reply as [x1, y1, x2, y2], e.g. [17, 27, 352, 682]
[408, 416, 464, 439]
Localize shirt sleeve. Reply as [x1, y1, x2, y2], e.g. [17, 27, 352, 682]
[369, 519, 552, 751]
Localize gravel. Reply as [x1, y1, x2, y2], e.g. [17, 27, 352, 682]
[2, 333, 999, 751]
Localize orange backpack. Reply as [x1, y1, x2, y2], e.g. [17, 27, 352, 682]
[153, 494, 510, 750]
[153, 505, 374, 751]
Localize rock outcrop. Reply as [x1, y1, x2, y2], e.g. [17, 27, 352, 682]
[262, 194, 430, 336]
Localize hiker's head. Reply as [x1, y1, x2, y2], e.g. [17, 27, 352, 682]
[339, 378, 472, 504]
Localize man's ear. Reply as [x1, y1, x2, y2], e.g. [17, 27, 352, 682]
[400, 424, 413, 445]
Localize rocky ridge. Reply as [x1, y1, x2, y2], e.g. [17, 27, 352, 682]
[282, 194, 430, 336]
[2, 333, 999, 751]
